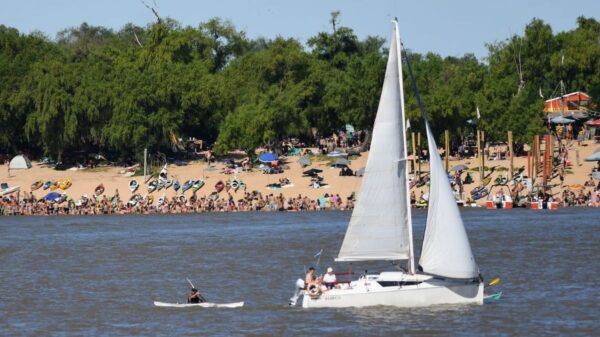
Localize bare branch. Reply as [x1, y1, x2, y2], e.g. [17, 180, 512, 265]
[133, 31, 143, 47]
[139, 0, 161, 23]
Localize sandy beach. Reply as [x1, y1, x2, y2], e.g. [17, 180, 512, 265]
[2, 140, 599, 210]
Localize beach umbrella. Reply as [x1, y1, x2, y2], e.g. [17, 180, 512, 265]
[298, 156, 311, 167]
[585, 119, 600, 126]
[584, 152, 600, 161]
[345, 124, 355, 133]
[550, 116, 575, 124]
[355, 167, 366, 177]
[258, 152, 278, 163]
[303, 168, 322, 176]
[333, 158, 350, 167]
[450, 164, 469, 172]
[43, 192, 64, 202]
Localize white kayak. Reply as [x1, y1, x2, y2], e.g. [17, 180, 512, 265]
[153, 301, 244, 308]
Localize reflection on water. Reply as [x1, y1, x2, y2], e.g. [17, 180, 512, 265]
[0, 208, 598, 336]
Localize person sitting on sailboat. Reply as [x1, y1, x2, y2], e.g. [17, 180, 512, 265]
[305, 267, 321, 285]
[188, 288, 206, 304]
[322, 267, 337, 290]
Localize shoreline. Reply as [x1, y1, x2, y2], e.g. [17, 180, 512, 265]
[2, 140, 599, 216]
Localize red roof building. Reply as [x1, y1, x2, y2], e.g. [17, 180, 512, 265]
[544, 91, 594, 119]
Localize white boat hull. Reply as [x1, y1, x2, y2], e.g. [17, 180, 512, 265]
[300, 273, 483, 308]
[153, 301, 244, 308]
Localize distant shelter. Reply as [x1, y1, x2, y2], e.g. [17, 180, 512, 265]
[544, 91, 595, 119]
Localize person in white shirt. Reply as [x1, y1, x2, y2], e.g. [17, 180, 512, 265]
[322, 267, 337, 290]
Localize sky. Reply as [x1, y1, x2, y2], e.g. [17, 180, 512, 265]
[1, 0, 598, 59]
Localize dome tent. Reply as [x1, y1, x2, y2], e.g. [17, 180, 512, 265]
[9, 155, 32, 169]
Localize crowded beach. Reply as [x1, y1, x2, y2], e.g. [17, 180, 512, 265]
[2, 128, 600, 216]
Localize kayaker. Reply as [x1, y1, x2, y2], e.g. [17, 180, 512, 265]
[188, 288, 206, 304]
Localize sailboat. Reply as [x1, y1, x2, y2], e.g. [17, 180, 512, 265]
[291, 20, 483, 308]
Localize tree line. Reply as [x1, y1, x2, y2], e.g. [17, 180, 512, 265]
[0, 14, 599, 161]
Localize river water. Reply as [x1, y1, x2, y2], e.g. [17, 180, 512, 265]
[1, 208, 598, 336]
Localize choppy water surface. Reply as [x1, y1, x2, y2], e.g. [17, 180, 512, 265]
[1, 208, 599, 336]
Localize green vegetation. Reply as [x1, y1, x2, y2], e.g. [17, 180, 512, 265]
[1, 14, 599, 160]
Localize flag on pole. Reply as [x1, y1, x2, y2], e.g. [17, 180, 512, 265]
[313, 249, 323, 258]
[406, 119, 411, 130]
[476, 106, 481, 120]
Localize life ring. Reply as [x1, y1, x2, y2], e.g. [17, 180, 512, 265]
[306, 281, 321, 298]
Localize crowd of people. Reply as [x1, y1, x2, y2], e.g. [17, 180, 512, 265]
[0, 190, 355, 216]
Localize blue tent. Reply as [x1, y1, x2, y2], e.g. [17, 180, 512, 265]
[258, 152, 279, 163]
[43, 192, 64, 202]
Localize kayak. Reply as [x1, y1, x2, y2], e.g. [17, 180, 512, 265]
[153, 301, 244, 308]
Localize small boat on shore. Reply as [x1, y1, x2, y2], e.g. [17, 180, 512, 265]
[164, 179, 173, 189]
[527, 200, 559, 210]
[94, 184, 105, 196]
[59, 179, 72, 190]
[485, 185, 513, 209]
[31, 180, 43, 191]
[215, 180, 224, 193]
[182, 180, 193, 192]
[43, 181, 52, 190]
[129, 180, 139, 193]
[147, 180, 158, 193]
[157, 194, 166, 207]
[128, 194, 141, 207]
[192, 180, 204, 192]
[1, 184, 20, 196]
[173, 180, 181, 192]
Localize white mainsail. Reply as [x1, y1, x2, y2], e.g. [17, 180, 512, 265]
[418, 121, 479, 278]
[336, 24, 412, 262]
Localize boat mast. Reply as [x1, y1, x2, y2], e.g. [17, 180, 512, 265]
[394, 19, 416, 274]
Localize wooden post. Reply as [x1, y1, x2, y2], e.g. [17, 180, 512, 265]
[481, 131, 486, 177]
[417, 132, 421, 176]
[477, 130, 483, 180]
[411, 132, 417, 175]
[531, 135, 540, 181]
[543, 134, 551, 194]
[508, 131, 514, 179]
[549, 133, 553, 177]
[444, 130, 450, 173]
[527, 147, 531, 179]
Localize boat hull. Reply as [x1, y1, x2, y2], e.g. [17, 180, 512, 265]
[301, 277, 483, 308]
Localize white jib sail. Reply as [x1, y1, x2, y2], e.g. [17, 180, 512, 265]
[418, 122, 479, 278]
[337, 25, 411, 262]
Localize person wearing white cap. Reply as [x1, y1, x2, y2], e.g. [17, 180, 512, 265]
[322, 267, 337, 290]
